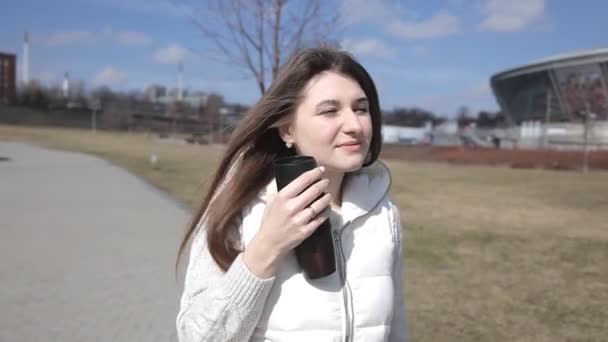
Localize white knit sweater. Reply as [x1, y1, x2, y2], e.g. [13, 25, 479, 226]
[176, 235, 276, 341]
[176, 162, 408, 341]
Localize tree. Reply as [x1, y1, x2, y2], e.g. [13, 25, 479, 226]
[476, 110, 494, 128]
[90, 86, 116, 105]
[18, 80, 50, 108]
[47, 85, 68, 109]
[71, 80, 87, 103]
[179, 0, 339, 94]
[204, 93, 224, 143]
[383, 107, 439, 127]
[476, 110, 507, 128]
[456, 105, 475, 128]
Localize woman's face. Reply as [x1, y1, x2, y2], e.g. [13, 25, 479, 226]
[281, 71, 373, 173]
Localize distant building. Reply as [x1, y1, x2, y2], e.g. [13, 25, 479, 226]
[491, 48, 608, 149]
[382, 124, 431, 145]
[491, 48, 608, 123]
[144, 84, 167, 103]
[61, 72, 70, 98]
[0, 52, 17, 105]
[182, 93, 208, 109]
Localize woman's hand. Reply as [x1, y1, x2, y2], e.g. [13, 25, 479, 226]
[242, 166, 331, 278]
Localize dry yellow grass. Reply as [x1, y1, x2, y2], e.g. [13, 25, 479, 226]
[387, 161, 608, 341]
[2, 124, 607, 341]
[0, 125, 221, 208]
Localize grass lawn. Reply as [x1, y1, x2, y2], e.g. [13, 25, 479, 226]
[2, 124, 607, 341]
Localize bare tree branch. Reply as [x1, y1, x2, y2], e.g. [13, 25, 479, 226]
[255, 0, 266, 93]
[175, 0, 340, 94]
[271, 0, 283, 80]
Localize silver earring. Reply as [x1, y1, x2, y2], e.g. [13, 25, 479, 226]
[285, 142, 293, 149]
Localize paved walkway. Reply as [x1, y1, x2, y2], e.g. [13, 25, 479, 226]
[0, 142, 191, 341]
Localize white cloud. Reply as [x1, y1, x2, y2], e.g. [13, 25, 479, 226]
[83, 0, 191, 18]
[116, 31, 152, 46]
[46, 30, 95, 46]
[37, 71, 59, 84]
[94, 67, 128, 85]
[390, 12, 462, 40]
[463, 82, 493, 100]
[153, 43, 191, 64]
[374, 64, 478, 83]
[447, 0, 466, 7]
[46, 28, 152, 47]
[189, 78, 258, 104]
[452, 82, 498, 114]
[339, 0, 396, 25]
[415, 81, 498, 116]
[412, 46, 431, 57]
[479, 0, 546, 32]
[341, 38, 396, 59]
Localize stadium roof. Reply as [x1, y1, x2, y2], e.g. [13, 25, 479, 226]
[491, 48, 608, 82]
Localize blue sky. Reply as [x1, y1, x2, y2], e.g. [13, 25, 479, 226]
[1, 0, 607, 116]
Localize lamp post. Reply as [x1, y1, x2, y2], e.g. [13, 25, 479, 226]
[581, 108, 596, 173]
[89, 98, 100, 133]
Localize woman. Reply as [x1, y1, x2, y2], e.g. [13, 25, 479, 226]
[176, 47, 408, 342]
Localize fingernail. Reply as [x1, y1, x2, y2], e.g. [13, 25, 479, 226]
[319, 166, 326, 172]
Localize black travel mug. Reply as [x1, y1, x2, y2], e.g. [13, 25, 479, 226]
[273, 156, 336, 279]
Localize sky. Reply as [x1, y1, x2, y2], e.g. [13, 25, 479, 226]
[1, 0, 607, 117]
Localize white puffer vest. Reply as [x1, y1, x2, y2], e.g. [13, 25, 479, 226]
[239, 161, 401, 342]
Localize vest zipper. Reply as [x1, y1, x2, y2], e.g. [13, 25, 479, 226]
[333, 227, 354, 342]
[330, 168, 393, 341]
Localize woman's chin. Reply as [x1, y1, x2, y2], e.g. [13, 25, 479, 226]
[326, 157, 366, 173]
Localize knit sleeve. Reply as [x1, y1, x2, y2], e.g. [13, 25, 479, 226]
[388, 202, 409, 342]
[176, 223, 275, 342]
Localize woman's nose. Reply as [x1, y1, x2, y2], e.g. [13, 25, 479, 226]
[342, 109, 363, 133]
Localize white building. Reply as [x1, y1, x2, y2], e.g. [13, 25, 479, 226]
[382, 124, 431, 145]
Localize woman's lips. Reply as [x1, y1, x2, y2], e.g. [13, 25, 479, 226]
[338, 142, 362, 151]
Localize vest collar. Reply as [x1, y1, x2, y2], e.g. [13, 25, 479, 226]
[258, 160, 391, 225]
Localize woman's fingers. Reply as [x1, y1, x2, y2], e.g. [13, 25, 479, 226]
[292, 193, 331, 224]
[290, 177, 329, 212]
[279, 166, 325, 199]
[256, 166, 332, 257]
[302, 208, 331, 238]
[310, 192, 332, 217]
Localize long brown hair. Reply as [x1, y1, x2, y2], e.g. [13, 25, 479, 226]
[177, 47, 383, 272]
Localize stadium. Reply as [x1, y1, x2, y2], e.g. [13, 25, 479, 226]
[490, 48, 608, 149]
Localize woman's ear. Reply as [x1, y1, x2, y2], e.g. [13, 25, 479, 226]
[278, 124, 294, 146]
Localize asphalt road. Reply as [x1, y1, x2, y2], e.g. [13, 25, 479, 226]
[0, 142, 191, 341]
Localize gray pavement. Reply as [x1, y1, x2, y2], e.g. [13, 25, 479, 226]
[0, 142, 191, 341]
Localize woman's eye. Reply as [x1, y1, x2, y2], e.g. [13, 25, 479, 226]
[355, 107, 369, 113]
[321, 108, 337, 114]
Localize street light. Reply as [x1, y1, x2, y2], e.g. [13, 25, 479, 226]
[88, 98, 101, 133]
[577, 108, 597, 173]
